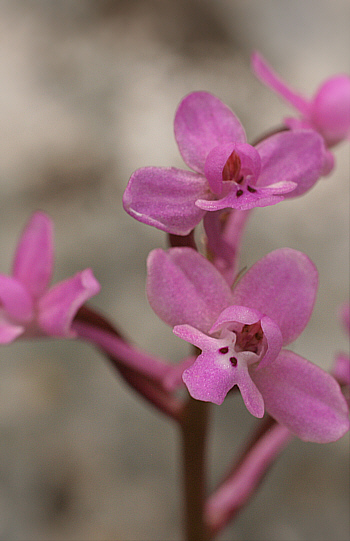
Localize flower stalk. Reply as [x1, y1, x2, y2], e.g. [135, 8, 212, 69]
[73, 306, 184, 419]
[180, 397, 211, 541]
[206, 416, 292, 537]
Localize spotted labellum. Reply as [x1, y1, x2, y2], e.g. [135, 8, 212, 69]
[123, 91, 325, 235]
[146, 246, 349, 443]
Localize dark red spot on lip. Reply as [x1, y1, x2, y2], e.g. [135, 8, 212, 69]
[219, 346, 229, 354]
[230, 357, 238, 366]
[236, 189, 243, 197]
[247, 185, 257, 193]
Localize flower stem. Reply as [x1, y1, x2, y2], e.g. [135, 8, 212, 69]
[206, 416, 292, 537]
[73, 319, 171, 381]
[221, 209, 252, 285]
[203, 209, 251, 287]
[73, 306, 183, 419]
[180, 397, 211, 541]
[113, 363, 183, 420]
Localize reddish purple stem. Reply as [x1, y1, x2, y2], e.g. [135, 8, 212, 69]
[73, 306, 183, 419]
[206, 417, 292, 537]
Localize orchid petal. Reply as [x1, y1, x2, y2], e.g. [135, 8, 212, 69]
[259, 316, 283, 369]
[178, 327, 238, 405]
[284, 117, 314, 131]
[237, 144, 262, 178]
[256, 130, 324, 197]
[174, 323, 231, 352]
[251, 52, 310, 116]
[210, 307, 283, 371]
[174, 92, 246, 173]
[182, 350, 236, 405]
[196, 180, 295, 212]
[284, 116, 337, 175]
[38, 269, 101, 337]
[236, 362, 265, 417]
[204, 143, 236, 194]
[311, 75, 350, 146]
[147, 248, 233, 333]
[232, 248, 318, 345]
[210, 305, 262, 333]
[0, 319, 24, 344]
[204, 143, 261, 195]
[251, 349, 350, 443]
[12, 211, 54, 299]
[123, 167, 208, 235]
[0, 275, 33, 322]
[321, 149, 335, 176]
[333, 354, 350, 387]
[178, 325, 264, 414]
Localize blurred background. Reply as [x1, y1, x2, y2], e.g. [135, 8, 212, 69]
[0, 1, 349, 540]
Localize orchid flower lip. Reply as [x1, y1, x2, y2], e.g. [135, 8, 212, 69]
[148, 246, 349, 441]
[123, 90, 325, 234]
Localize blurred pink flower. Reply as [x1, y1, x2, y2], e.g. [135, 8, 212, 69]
[0, 212, 100, 343]
[252, 52, 350, 173]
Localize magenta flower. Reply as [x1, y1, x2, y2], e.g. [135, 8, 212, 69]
[0, 212, 101, 343]
[147, 246, 349, 443]
[251, 52, 350, 172]
[123, 91, 325, 235]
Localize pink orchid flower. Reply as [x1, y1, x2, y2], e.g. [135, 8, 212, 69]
[146, 246, 349, 443]
[251, 52, 350, 173]
[123, 91, 325, 235]
[0, 211, 100, 343]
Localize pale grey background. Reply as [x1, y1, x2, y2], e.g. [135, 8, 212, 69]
[0, 1, 349, 540]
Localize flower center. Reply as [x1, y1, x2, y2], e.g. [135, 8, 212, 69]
[235, 322, 264, 354]
[222, 151, 243, 182]
[222, 151, 257, 198]
[217, 322, 265, 368]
